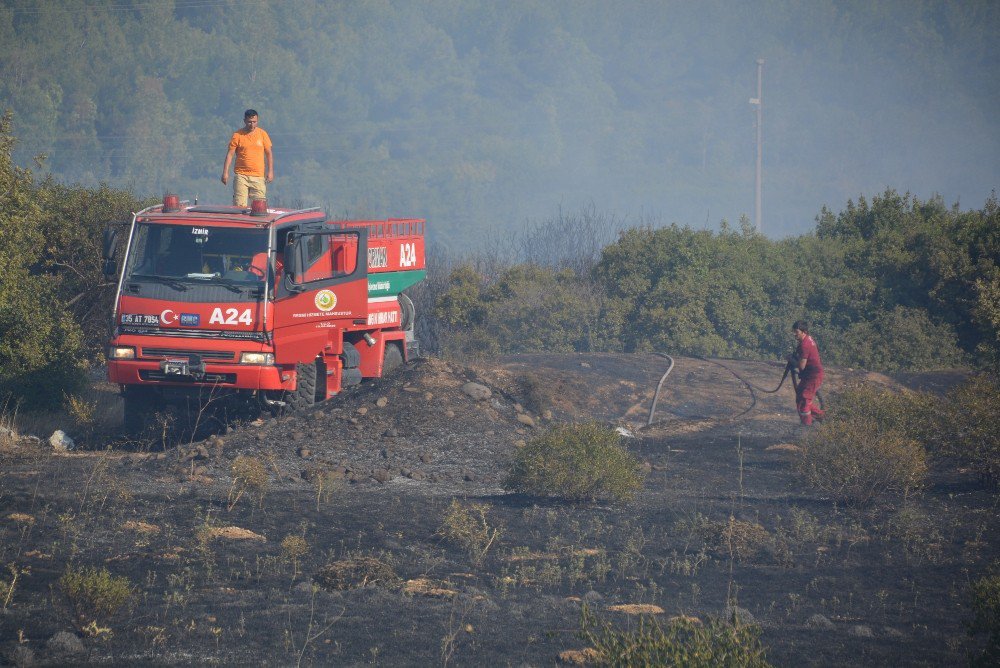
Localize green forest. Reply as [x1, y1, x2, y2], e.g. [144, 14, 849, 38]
[1, 111, 997, 410]
[1, 0, 998, 247]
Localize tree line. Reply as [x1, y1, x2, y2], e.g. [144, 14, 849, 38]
[424, 193, 1000, 372]
[0, 116, 996, 411]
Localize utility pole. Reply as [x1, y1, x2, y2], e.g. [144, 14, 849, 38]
[749, 58, 764, 233]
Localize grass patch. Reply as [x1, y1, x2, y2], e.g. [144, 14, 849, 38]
[438, 499, 501, 566]
[314, 553, 398, 591]
[505, 422, 645, 503]
[228, 455, 269, 510]
[580, 605, 771, 667]
[969, 569, 1000, 666]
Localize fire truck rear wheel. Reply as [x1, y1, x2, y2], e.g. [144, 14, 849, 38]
[383, 343, 403, 375]
[285, 362, 318, 412]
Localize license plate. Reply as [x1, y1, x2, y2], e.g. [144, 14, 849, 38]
[163, 359, 189, 375]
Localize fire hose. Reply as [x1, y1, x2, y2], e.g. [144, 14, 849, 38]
[646, 354, 822, 426]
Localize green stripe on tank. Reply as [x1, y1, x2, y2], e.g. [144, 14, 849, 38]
[367, 270, 426, 297]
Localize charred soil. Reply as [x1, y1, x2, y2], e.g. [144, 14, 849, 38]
[0, 354, 996, 666]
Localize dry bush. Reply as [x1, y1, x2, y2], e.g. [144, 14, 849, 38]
[438, 499, 501, 566]
[673, 514, 770, 562]
[314, 554, 398, 591]
[580, 605, 771, 667]
[795, 419, 927, 505]
[505, 422, 645, 503]
[228, 455, 269, 510]
[517, 372, 555, 415]
[281, 535, 310, 578]
[59, 564, 132, 623]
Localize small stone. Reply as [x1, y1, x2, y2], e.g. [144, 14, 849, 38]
[373, 468, 391, 483]
[514, 440, 526, 448]
[849, 625, 874, 638]
[463, 471, 476, 482]
[291, 431, 305, 441]
[409, 470, 426, 481]
[423, 392, 434, 401]
[381, 448, 390, 459]
[461, 382, 492, 401]
[514, 403, 524, 413]
[640, 461, 653, 473]
[356, 407, 368, 416]
[722, 606, 756, 626]
[376, 397, 388, 408]
[419, 452, 433, 463]
[516, 414, 535, 427]
[48, 430, 75, 452]
[807, 614, 835, 630]
[46, 631, 85, 657]
[445, 410, 455, 418]
[298, 448, 311, 458]
[256, 432, 266, 441]
[384, 428, 400, 438]
[348, 418, 359, 425]
[580, 362, 591, 368]
[543, 410, 553, 420]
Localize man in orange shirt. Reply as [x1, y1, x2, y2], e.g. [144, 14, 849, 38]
[221, 109, 274, 207]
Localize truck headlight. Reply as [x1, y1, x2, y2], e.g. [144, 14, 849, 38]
[240, 352, 274, 365]
[109, 346, 135, 360]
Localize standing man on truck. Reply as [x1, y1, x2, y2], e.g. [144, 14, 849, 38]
[221, 109, 274, 207]
[788, 319, 825, 425]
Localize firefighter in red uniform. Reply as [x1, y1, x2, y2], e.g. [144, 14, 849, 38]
[788, 320, 825, 425]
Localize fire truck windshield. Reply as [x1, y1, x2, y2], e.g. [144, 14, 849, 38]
[125, 224, 269, 284]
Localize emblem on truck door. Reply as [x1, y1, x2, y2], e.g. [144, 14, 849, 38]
[315, 290, 338, 312]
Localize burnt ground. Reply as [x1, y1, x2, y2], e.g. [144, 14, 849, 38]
[0, 353, 996, 666]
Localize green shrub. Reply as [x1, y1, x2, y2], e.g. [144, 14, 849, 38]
[794, 418, 927, 505]
[969, 571, 1000, 666]
[826, 384, 939, 443]
[504, 422, 645, 503]
[936, 375, 1000, 485]
[59, 564, 132, 621]
[580, 606, 771, 667]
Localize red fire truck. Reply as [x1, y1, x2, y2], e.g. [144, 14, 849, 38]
[102, 196, 425, 431]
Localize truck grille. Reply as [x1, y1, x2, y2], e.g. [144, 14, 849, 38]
[139, 370, 237, 384]
[141, 348, 235, 361]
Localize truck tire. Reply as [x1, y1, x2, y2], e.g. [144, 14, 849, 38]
[382, 343, 403, 375]
[123, 388, 157, 434]
[341, 341, 361, 368]
[284, 362, 317, 412]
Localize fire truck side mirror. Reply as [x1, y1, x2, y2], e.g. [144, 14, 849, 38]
[102, 228, 118, 260]
[284, 235, 303, 292]
[101, 228, 119, 278]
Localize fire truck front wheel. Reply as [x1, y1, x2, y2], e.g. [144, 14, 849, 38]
[284, 362, 317, 412]
[123, 387, 157, 434]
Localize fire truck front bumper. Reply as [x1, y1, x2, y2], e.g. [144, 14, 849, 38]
[108, 359, 290, 391]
